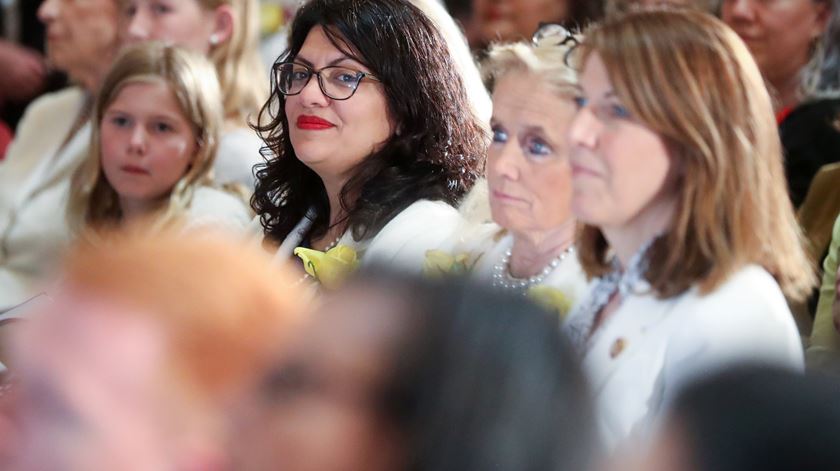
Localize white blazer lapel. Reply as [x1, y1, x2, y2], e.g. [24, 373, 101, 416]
[583, 292, 680, 395]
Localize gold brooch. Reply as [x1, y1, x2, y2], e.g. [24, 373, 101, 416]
[609, 337, 627, 359]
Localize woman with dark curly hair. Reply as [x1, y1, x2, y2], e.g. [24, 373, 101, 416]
[251, 0, 487, 282]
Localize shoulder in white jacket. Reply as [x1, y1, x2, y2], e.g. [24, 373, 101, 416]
[263, 199, 463, 274]
[570, 264, 803, 449]
[0, 87, 89, 308]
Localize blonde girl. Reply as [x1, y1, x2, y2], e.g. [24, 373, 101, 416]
[69, 42, 252, 235]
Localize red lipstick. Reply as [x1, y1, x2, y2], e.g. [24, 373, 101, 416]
[296, 115, 335, 130]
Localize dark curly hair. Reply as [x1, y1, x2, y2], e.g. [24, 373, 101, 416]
[252, 0, 487, 244]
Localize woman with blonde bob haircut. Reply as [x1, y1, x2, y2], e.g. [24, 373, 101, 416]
[563, 6, 815, 448]
[69, 42, 252, 236]
[428, 27, 589, 318]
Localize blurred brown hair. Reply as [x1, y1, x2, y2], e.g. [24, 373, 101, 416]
[577, 7, 815, 300]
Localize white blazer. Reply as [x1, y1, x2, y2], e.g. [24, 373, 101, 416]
[257, 199, 463, 273]
[0, 88, 89, 308]
[565, 264, 804, 450]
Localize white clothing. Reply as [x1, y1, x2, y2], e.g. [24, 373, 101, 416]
[257, 199, 462, 273]
[564, 265, 804, 449]
[215, 127, 264, 190]
[0, 87, 89, 308]
[184, 186, 253, 232]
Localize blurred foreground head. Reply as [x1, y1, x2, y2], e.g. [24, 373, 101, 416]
[623, 365, 840, 471]
[233, 269, 597, 471]
[10, 229, 305, 471]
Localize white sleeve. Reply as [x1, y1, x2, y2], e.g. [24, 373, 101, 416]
[362, 200, 464, 272]
[657, 267, 804, 408]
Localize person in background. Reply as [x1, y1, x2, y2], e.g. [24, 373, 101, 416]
[252, 0, 487, 285]
[0, 0, 64, 132]
[231, 270, 598, 471]
[606, 0, 719, 15]
[0, 0, 120, 308]
[410, 0, 492, 128]
[617, 365, 840, 471]
[465, 0, 603, 51]
[4, 230, 305, 471]
[722, 0, 834, 207]
[68, 43, 252, 239]
[427, 26, 588, 319]
[121, 0, 267, 189]
[807, 214, 840, 374]
[564, 6, 813, 448]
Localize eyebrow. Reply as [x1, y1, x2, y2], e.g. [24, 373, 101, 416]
[294, 55, 358, 68]
[104, 107, 182, 122]
[522, 124, 549, 136]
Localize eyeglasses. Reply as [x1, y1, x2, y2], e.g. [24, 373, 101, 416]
[532, 23, 580, 67]
[274, 62, 381, 101]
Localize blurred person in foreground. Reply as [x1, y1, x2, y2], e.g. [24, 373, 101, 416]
[230, 270, 598, 471]
[617, 365, 840, 471]
[2, 228, 305, 470]
[565, 6, 813, 448]
[0, 0, 121, 307]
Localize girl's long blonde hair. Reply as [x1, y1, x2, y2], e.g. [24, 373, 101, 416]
[200, 0, 267, 126]
[576, 7, 816, 300]
[69, 42, 224, 234]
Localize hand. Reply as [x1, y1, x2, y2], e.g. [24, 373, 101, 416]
[0, 41, 47, 104]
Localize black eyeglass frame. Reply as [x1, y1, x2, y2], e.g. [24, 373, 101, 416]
[273, 61, 382, 101]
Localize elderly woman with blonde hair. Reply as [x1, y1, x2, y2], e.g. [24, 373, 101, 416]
[0, 0, 121, 308]
[563, 6, 814, 448]
[121, 0, 268, 188]
[428, 26, 589, 318]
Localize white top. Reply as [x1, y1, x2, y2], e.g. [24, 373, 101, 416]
[184, 186, 253, 232]
[564, 264, 804, 450]
[0, 87, 89, 309]
[214, 127, 264, 190]
[251, 199, 463, 273]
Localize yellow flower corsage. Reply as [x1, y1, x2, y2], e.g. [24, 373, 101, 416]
[294, 244, 360, 289]
[424, 250, 475, 277]
[527, 285, 574, 320]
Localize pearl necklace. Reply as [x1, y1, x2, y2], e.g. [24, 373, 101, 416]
[492, 245, 576, 294]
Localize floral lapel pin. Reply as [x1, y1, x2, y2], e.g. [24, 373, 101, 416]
[294, 245, 360, 289]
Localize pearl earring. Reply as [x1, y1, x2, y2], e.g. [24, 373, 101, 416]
[209, 34, 221, 46]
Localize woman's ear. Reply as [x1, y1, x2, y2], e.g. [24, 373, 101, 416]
[208, 4, 235, 47]
[812, 0, 831, 41]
